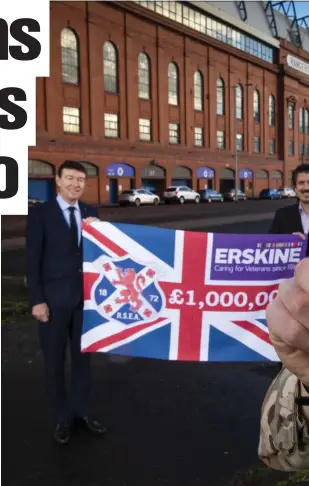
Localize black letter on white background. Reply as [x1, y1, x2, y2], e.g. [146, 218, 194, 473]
[0, 157, 19, 198]
[0, 87, 27, 130]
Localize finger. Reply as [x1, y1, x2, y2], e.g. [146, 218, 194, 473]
[292, 232, 305, 239]
[278, 278, 309, 329]
[295, 258, 309, 294]
[266, 297, 309, 355]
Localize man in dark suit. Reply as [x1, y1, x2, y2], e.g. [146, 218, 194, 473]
[269, 163, 309, 257]
[26, 160, 106, 445]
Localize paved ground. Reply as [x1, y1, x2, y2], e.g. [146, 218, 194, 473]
[2, 199, 307, 486]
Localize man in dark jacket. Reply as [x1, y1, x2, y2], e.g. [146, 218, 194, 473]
[269, 163, 309, 256]
[26, 160, 106, 444]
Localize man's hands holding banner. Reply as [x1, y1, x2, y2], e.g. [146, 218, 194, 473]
[267, 257, 309, 388]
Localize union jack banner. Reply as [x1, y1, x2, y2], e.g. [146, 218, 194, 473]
[81, 222, 307, 362]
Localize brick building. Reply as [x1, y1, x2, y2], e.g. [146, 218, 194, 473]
[29, 0, 309, 204]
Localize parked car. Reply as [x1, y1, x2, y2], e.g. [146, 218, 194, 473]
[223, 189, 247, 201]
[28, 197, 43, 206]
[164, 186, 200, 204]
[259, 188, 282, 200]
[199, 189, 224, 203]
[278, 186, 296, 198]
[119, 189, 160, 207]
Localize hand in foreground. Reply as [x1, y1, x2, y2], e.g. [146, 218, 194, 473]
[32, 303, 49, 322]
[292, 232, 306, 240]
[83, 217, 100, 225]
[266, 258, 309, 387]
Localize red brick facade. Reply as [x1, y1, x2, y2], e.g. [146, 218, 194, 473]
[29, 1, 309, 204]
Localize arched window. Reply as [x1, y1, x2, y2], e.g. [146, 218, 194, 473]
[253, 89, 260, 123]
[168, 62, 179, 106]
[305, 108, 309, 134]
[288, 103, 294, 129]
[216, 78, 224, 115]
[61, 28, 79, 85]
[79, 162, 99, 177]
[28, 160, 54, 176]
[299, 107, 304, 132]
[235, 84, 243, 120]
[194, 71, 203, 111]
[103, 41, 118, 93]
[138, 53, 150, 99]
[269, 95, 275, 126]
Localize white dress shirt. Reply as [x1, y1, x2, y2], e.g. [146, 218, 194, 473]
[56, 194, 82, 245]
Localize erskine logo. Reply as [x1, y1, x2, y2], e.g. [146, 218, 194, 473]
[0, 1, 49, 214]
[215, 247, 302, 265]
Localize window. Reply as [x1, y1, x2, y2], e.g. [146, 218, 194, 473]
[253, 136, 260, 153]
[194, 127, 204, 146]
[236, 133, 243, 151]
[299, 143, 304, 156]
[63, 106, 80, 133]
[305, 144, 309, 157]
[288, 140, 294, 156]
[235, 85, 243, 120]
[269, 95, 275, 126]
[169, 123, 180, 144]
[288, 103, 294, 129]
[138, 53, 150, 99]
[194, 71, 203, 111]
[217, 130, 225, 149]
[61, 28, 79, 85]
[139, 118, 151, 141]
[305, 109, 309, 134]
[299, 108, 304, 132]
[103, 41, 118, 93]
[135, 1, 274, 64]
[269, 139, 275, 154]
[253, 89, 260, 123]
[28, 160, 54, 176]
[79, 162, 98, 177]
[104, 113, 119, 138]
[168, 63, 179, 105]
[216, 78, 224, 115]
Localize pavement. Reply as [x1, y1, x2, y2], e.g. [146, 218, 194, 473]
[2, 198, 306, 486]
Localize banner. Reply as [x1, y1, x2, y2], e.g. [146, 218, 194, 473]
[81, 222, 307, 362]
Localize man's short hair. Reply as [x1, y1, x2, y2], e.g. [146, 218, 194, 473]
[57, 160, 87, 178]
[292, 164, 309, 186]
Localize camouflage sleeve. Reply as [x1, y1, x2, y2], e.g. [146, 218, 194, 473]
[258, 367, 309, 471]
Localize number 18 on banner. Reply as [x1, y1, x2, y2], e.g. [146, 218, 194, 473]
[0, 0, 49, 215]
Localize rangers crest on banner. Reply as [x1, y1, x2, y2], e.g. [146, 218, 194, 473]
[91, 255, 165, 325]
[81, 221, 307, 362]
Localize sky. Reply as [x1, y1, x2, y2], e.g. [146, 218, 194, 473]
[294, 1, 309, 19]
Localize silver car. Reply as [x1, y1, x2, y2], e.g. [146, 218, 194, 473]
[119, 189, 160, 207]
[279, 187, 296, 198]
[164, 186, 200, 204]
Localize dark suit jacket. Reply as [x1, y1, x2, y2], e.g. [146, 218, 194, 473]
[269, 202, 309, 256]
[26, 198, 99, 308]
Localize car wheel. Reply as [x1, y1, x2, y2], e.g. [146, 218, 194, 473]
[179, 196, 185, 204]
[153, 198, 159, 206]
[135, 198, 141, 207]
[208, 197, 212, 203]
[195, 196, 200, 203]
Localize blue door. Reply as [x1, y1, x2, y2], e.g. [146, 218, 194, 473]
[28, 179, 55, 201]
[109, 179, 118, 204]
